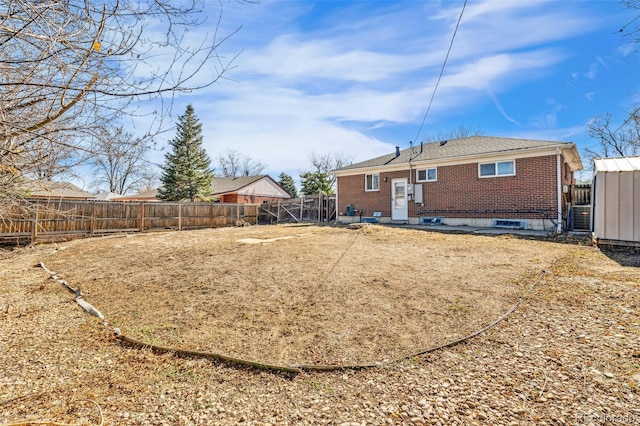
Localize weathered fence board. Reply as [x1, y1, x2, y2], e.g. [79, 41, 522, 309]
[0, 199, 259, 243]
[258, 195, 336, 224]
[571, 184, 591, 205]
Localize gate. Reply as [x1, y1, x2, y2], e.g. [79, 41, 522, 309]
[258, 195, 336, 224]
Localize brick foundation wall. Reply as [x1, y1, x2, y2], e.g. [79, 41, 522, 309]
[338, 155, 573, 220]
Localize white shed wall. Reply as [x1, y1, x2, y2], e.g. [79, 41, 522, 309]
[593, 169, 640, 243]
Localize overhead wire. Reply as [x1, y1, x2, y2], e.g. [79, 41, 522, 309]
[413, 0, 468, 144]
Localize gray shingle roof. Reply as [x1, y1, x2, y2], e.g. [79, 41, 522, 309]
[209, 175, 269, 195]
[334, 136, 577, 172]
[24, 181, 95, 199]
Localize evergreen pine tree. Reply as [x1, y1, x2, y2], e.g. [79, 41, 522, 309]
[278, 172, 298, 198]
[158, 105, 213, 201]
[299, 171, 333, 196]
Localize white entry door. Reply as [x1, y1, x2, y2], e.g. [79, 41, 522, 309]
[391, 178, 408, 221]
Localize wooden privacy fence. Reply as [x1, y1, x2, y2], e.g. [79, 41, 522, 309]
[570, 184, 592, 205]
[258, 195, 336, 224]
[0, 199, 258, 243]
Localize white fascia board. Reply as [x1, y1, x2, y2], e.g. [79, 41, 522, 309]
[562, 145, 584, 171]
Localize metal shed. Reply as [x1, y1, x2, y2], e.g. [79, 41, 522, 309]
[592, 156, 640, 245]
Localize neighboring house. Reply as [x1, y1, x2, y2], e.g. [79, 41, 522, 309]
[94, 190, 124, 201]
[24, 181, 96, 200]
[591, 156, 640, 245]
[333, 136, 583, 232]
[210, 175, 290, 203]
[113, 188, 160, 202]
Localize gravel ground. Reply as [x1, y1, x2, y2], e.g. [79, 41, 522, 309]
[0, 227, 639, 425]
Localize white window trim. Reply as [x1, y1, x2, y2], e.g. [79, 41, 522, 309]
[416, 167, 437, 182]
[478, 160, 516, 178]
[365, 173, 380, 191]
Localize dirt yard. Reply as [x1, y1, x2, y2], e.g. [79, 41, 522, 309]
[1, 224, 638, 425]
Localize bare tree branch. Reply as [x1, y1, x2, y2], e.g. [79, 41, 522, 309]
[217, 148, 267, 177]
[0, 0, 241, 205]
[585, 109, 640, 165]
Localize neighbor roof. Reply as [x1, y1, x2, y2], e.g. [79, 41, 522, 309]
[115, 188, 159, 201]
[24, 181, 95, 199]
[334, 136, 582, 172]
[209, 175, 271, 195]
[94, 190, 123, 201]
[594, 156, 640, 172]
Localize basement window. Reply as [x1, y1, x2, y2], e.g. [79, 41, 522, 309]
[416, 168, 437, 182]
[479, 160, 515, 178]
[365, 173, 380, 191]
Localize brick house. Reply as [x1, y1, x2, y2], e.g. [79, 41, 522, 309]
[209, 175, 290, 204]
[333, 136, 583, 232]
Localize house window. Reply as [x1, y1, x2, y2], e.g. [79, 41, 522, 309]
[416, 168, 437, 182]
[365, 173, 379, 191]
[479, 160, 515, 177]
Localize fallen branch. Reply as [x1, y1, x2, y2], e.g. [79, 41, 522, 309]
[114, 330, 301, 374]
[38, 256, 550, 375]
[0, 399, 104, 426]
[38, 262, 104, 320]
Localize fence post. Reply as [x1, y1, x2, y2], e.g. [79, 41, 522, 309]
[178, 203, 182, 231]
[90, 201, 96, 236]
[138, 203, 145, 233]
[318, 194, 323, 223]
[299, 196, 304, 222]
[277, 200, 281, 224]
[31, 203, 39, 244]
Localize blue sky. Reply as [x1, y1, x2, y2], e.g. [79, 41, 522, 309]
[143, 0, 639, 183]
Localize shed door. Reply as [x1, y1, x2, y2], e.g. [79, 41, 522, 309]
[391, 178, 408, 221]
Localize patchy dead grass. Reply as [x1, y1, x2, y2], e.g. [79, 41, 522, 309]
[38, 224, 567, 366]
[2, 224, 639, 425]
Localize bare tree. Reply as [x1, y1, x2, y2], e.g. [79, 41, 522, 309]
[620, 0, 640, 51]
[217, 148, 267, 177]
[22, 126, 88, 182]
[585, 109, 640, 162]
[137, 168, 161, 193]
[91, 127, 155, 195]
[0, 0, 239, 202]
[424, 124, 484, 142]
[300, 151, 354, 195]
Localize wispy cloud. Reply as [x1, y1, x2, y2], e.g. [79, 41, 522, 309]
[488, 92, 520, 126]
[128, 0, 630, 182]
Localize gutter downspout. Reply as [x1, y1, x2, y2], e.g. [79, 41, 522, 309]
[333, 173, 339, 222]
[408, 142, 414, 185]
[556, 148, 562, 234]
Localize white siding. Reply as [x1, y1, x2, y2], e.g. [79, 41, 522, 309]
[593, 157, 640, 243]
[237, 178, 289, 198]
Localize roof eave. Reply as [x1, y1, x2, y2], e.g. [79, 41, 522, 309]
[333, 143, 578, 176]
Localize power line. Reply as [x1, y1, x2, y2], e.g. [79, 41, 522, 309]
[612, 105, 640, 135]
[413, 0, 467, 144]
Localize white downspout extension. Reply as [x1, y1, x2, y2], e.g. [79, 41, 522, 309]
[556, 149, 563, 234]
[334, 173, 339, 222]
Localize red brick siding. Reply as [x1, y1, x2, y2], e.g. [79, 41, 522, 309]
[218, 193, 286, 204]
[338, 155, 572, 219]
[219, 194, 238, 203]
